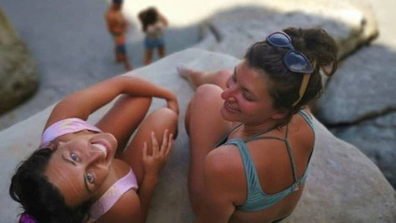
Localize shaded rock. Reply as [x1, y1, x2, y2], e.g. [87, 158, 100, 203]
[0, 49, 394, 222]
[329, 111, 396, 188]
[195, 0, 378, 60]
[290, 118, 396, 223]
[317, 44, 396, 125]
[316, 43, 396, 190]
[0, 6, 39, 115]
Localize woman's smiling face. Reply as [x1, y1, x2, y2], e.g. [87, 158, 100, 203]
[44, 132, 117, 207]
[220, 60, 279, 125]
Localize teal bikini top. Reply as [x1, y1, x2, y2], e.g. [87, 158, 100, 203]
[215, 110, 315, 212]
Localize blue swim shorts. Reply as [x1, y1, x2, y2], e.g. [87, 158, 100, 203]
[116, 44, 127, 54]
[144, 37, 165, 50]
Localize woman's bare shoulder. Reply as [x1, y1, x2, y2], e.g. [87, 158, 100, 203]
[206, 145, 245, 182]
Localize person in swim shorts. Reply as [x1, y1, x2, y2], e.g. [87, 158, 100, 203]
[138, 7, 168, 65]
[105, 0, 132, 71]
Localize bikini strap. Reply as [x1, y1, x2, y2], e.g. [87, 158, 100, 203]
[243, 125, 278, 142]
[216, 123, 243, 146]
[243, 122, 303, 190]
[298, 110, 314, 131]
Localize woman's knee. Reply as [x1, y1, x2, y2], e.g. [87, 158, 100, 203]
[143, 107, 178, 137]
[185, 84, 222, 127]
[193, 84, 223, 105]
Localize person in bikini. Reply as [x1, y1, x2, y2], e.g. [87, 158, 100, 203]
[10, 74, 179, 223]
[179, 27, 338, 222]
[105, 0, 132, 71]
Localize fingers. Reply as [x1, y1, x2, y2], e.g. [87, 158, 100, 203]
[142, 142, 148, 160]
[147, 129, 174, 159]
[160, 129, 169, 155]
[165, 134, 173, 158]
[151, 131, 159, 157]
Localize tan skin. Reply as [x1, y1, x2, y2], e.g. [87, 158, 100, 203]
[179, 60, 314, 223]
[43, 75, 178, 223]
[105, 3, 132, 71]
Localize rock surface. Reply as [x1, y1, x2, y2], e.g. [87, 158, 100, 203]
[316, 43, 396, 188]
[0, 49, 395, 223]
[0, 6, 39, 115]
[318, 44, 396, 125]
[329, 111, 396, 188]
[195, 0, 378, 60]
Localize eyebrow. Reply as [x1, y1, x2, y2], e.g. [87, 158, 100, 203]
[61, 154, 92, 193]
[234, 67, 255, 97]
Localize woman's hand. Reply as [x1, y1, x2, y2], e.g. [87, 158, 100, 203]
[142, 129, 174, 178]
[166, 93, 179, 115]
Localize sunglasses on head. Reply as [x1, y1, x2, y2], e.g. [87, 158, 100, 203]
[266, 31, 314, 106]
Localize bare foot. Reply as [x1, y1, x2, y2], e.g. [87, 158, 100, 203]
[177, 66, 205, 90]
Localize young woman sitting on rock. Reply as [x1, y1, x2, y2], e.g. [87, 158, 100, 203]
[179, 27, 338, 223]
[9, 75, 179, 223]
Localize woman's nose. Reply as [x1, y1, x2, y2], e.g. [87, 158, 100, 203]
[85, 149, 104, 165]
[221, 86, 237, 101]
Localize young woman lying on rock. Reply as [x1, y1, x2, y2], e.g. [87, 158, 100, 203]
[10, 75, 178, 223]
[179, 27, 338, 223]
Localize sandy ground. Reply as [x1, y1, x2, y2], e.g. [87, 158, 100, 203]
[0, 0, 395, 130]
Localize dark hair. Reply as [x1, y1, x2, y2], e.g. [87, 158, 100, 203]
[138, 7, 159, 32]
[9, 148, 92, 223]
[244, 27, 338, 127]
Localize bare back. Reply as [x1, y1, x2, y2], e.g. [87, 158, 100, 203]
[105, 9, 126, 34]
[214, 111, 314, 222]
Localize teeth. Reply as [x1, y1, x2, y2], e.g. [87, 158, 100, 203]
[92, 143, 107, 158]
[228, 102, 237, 110]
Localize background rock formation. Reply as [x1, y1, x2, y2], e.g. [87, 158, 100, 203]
[0, 6, 38, 115]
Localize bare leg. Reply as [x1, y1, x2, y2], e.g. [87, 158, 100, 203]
[177, 67, 232, 90]
[115, 47, 122, 63]
[158, 46, 166, 58]
[185, 84, 233, 214]
[119, 53, 132, 71]
[144, 49, 153, 65]
[95, 96, 152, 158]
[122, 107, 178, 184]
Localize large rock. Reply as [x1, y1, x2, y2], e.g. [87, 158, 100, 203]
[329, 111, 396, 188]
[317, 44, 396, 125]
[195, 0, 378, 60]
[316, 44, 396, 189]
[0, 6, 39, 115]
[0, 49, 394, 222]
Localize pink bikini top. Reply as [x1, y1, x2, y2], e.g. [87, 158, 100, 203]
[86, 169, 138, 223]
[41, 118, 139, 222]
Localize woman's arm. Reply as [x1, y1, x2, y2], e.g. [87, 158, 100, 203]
[195, 149, 237, 223]
[44, 75, 178, 129]
[138, 130, 173, 223]
[158, 11, 168, 27]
